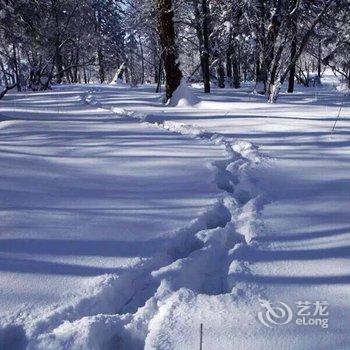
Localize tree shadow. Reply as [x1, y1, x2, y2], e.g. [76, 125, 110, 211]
[0, 255, 125, 276]
[255, 226, 350, 243]
[0, 238, 167, 258]
[231, 272, 350, 285]
[234, 245, 350, 262]
[0, 325, 27, 350]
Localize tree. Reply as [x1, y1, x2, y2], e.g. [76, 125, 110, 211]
[268, 0, 335, 102]
[155, 0, 182, 101]
[193, 0, 211, 92]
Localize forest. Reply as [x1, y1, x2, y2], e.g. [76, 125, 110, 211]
[0, 0, 349, 102]
[0, 1, 350, 349]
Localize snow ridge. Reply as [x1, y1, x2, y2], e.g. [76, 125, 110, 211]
[20, 91, 268, 350]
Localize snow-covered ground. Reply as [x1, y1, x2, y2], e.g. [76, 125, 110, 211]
[0, 79, 349, 349]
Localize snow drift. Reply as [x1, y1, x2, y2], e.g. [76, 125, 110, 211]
[166, 79, 199, 107]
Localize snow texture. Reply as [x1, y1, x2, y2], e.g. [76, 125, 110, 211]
[166, 79, 199, 107]
[0, 74, 349, 349]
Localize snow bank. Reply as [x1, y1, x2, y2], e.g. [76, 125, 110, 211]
[27, 315, 128, 350]
[166, 79, 199, 107]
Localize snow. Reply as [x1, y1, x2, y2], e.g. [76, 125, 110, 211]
[166, 79, 199, 107]
[0, 75, 349, 349]
[0, 87, 227, 348]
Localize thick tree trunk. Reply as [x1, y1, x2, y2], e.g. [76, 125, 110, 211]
[201, 53, 210, 92]
[156, 0, 182, 101]
[288, 34, 297, 93]
[201, 0, 210, 93]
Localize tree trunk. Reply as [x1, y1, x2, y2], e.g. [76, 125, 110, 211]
[257, 0, 282, 94]
[83, 67, 88, 84]
[52, 0, 64, 84]
[95, 1, 105, 83]
[226, 49, 232, 86]
[156, 59, 163, 92]
[73, 50, 79, 83]
[232, 57, 240, 88]
[255, 53, 260, 83]
[0, 83, 17, 99]
[139, 35, 145, 85]
[193, 0, 210, 93]
[201, 0, 210, 93]
[156, 58, 163, 93]
[201, 53, 210, 92]
[117, 62, 126, 80]
[12, 43, 21, 91]
[217, 61, 225, 88]
[287, 34, 297, 93]
[269, 44, 283, 94]
[317, 38, 322, 84]
[156, 0, 182, 101]
[97, 49, 105, 83]
[55, 44, 64, 83]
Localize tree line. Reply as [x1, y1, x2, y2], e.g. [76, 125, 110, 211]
[0, 0, 349, 102]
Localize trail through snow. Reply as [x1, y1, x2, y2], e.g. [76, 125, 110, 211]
[0, 82, 349, 349]
[0, 86, 263, 349]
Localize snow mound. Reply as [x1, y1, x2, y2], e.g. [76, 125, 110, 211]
[161, 121, 262, 164]
[166, 79, 199, 107]
[81, 93, 102, 108]
[336, 83, 350, 93]
[27, 315, 127, 350]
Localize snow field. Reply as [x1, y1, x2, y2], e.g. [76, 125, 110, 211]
[1, 79, 349, 349]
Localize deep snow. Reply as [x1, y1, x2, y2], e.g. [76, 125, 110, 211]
[0, 78, 349, 349]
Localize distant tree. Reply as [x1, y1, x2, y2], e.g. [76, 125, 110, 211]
[322, 1, 350, 89]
